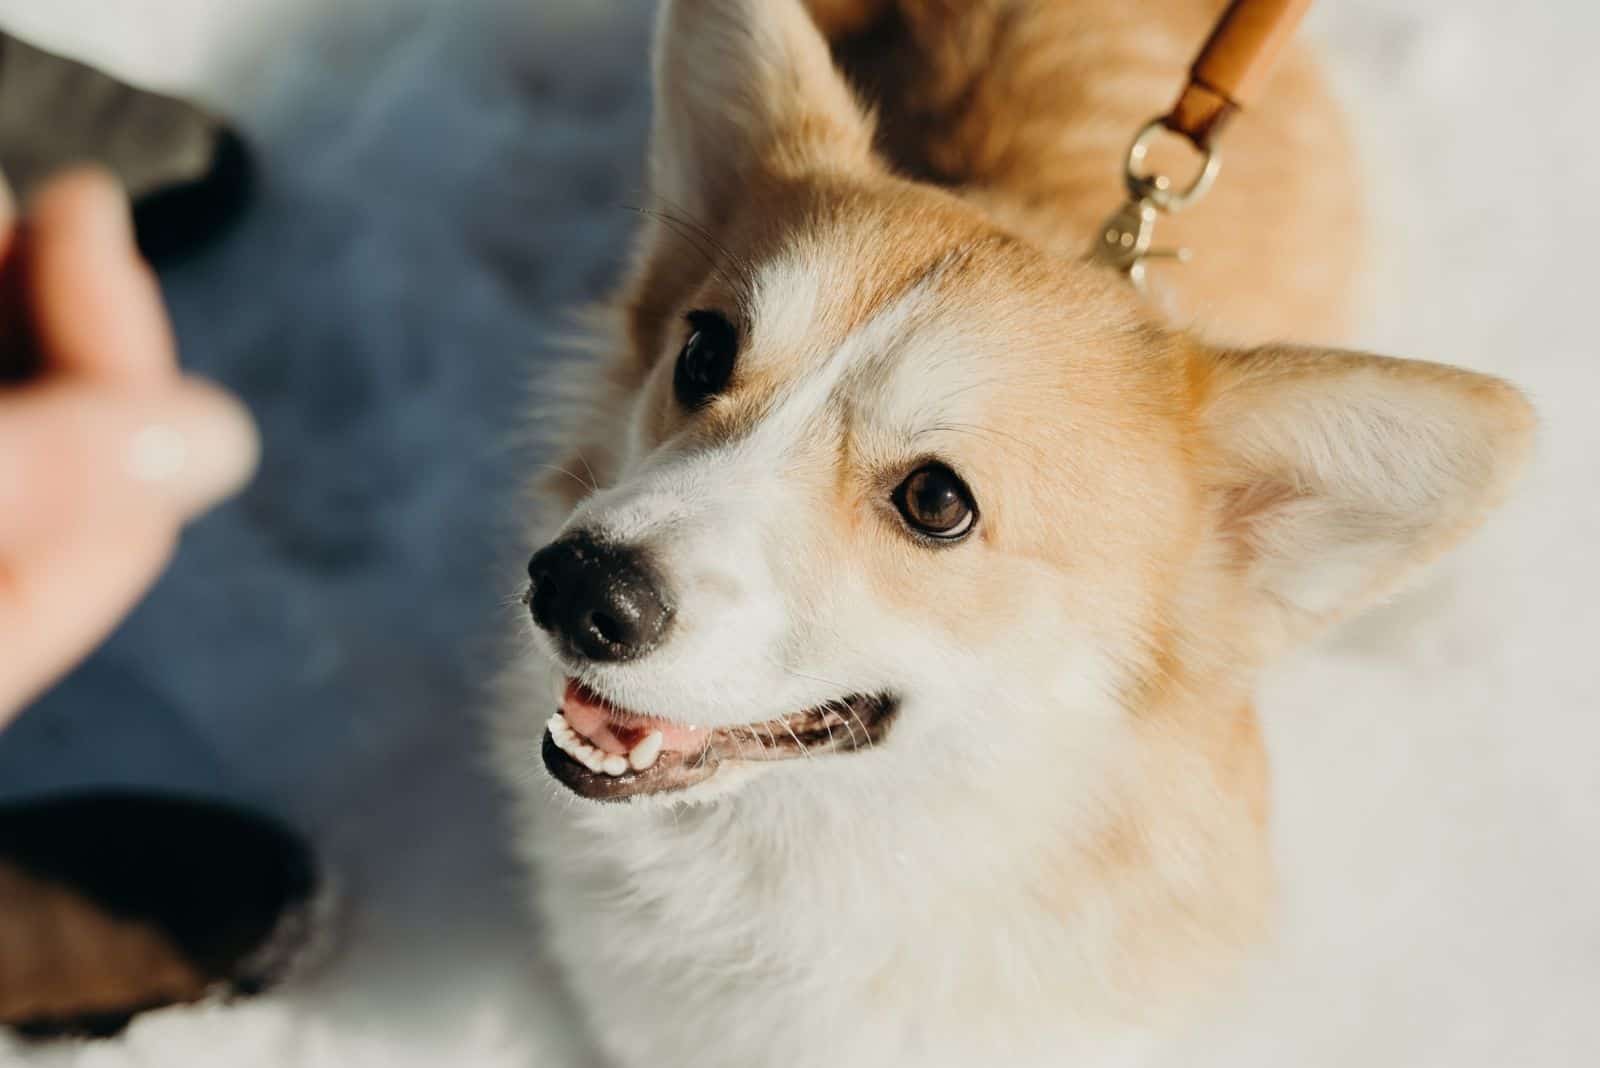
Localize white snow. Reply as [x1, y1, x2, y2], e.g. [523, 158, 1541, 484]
[0, 1, 1593, 1065]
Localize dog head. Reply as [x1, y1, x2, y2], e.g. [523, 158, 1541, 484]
[519, 0, 1534, 806]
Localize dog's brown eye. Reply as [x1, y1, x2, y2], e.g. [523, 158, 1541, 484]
[674, 310, 738, 409]
[893, 463, 977, 541]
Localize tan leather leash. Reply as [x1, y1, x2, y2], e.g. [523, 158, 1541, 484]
[1094, 0, 1314, 289]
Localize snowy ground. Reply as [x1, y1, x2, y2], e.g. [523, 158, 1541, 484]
[0, 1, 1594, 1066]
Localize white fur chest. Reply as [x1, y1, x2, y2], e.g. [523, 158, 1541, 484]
[521, 774, 1158, 1068]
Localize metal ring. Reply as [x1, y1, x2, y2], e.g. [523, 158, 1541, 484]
[1123, 118, 1221, 213]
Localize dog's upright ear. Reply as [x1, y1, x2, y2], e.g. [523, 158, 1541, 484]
[550, 2, 877, 507]
[614, 0, 873, 381]
[1195, 345, 1535, 647]
[647, 0, 874, 223]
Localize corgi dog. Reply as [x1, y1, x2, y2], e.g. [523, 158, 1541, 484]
[494, 2, 1534, 1065]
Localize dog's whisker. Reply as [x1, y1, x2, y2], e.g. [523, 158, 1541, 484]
[922, 421, 1055, 470]
[765, 660, 837, 748]
[763, 658, 878, 751]
[533, 462, 597, 495]
[644, 192, 760, 290]
[768, 717, 817, 762]
[625, 204, 754, 309]
[818, 697, 851, 747]
[740, 724, 773, 759]
[570, 449, 601, 492]
[838, 699, 876, 751]
[625, 205, 726, 282]
[765, 659, 853, 692]
[776, 718, 815, 761]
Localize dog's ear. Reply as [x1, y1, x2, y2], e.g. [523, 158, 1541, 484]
[1196, 345, 1535, 644]
[648, 0, 874, 221]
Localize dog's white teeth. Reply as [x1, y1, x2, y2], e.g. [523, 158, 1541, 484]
[628, 730, 664, 772]
[550, 715, 610, 772]
[550, 709, 656, 778]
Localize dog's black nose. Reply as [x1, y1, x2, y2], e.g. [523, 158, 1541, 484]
[527, 533, 673, 662]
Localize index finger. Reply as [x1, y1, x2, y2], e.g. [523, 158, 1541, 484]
[22, 169, 177, 384]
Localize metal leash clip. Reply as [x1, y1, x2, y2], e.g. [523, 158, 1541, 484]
[1094, 118, 1221, 292]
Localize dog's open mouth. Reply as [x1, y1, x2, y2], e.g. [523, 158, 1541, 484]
[541, 680, 897, 802]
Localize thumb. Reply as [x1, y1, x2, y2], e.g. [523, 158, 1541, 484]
[0, 376, 259, 547]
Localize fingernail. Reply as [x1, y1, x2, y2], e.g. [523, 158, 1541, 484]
[126, 378, 260, 518]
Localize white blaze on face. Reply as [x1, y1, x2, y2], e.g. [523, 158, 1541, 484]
[554, 252, 972, 729]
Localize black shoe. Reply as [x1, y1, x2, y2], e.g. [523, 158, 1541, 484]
[0, 792, 326, 1040]
[0, 32, 255, 265]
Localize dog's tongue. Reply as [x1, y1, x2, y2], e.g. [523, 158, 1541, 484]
[560, 680, 709, 757]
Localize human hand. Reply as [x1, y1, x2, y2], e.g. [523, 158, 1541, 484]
[0, 169, 258, 723]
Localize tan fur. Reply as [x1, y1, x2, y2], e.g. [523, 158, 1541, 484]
[826, 0, 1363, 345]
[547, 0, 1362, 506]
